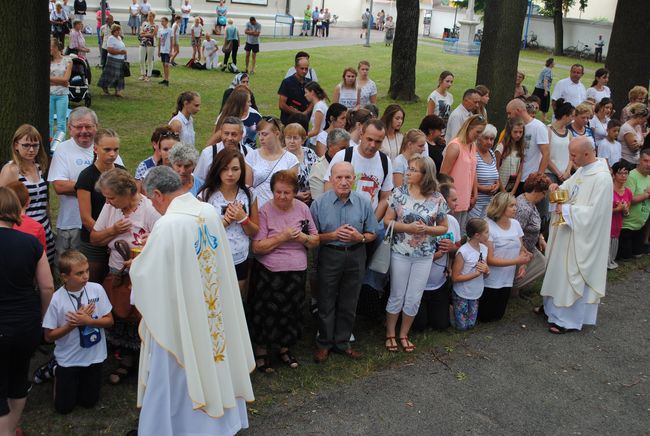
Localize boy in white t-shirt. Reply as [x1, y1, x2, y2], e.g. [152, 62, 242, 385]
[202, 33, 219, 70]
[157, 17, 172, 86]
[190, 17, 204, 62]
[597, 119, 622, 167]
[43, 251, 113, 414]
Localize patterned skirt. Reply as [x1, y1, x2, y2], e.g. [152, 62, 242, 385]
[248, 260, 306, 348]
[97, 56, 125, 90]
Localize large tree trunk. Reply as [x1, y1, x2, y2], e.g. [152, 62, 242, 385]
[388, 0, 420, 101]
[606, 0, 650, 117]
[475, 0, 527, 131]
[0, 3, 50, 165]
[552, 0, 564, 56]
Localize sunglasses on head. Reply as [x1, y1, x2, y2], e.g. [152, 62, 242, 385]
[159, 131, 180, 140]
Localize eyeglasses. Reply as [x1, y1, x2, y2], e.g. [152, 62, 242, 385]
[263, 116, 281, 129]
[70, 124, 96, 130]
[18, 142, 40, 150]
[159, 131, 180, 140]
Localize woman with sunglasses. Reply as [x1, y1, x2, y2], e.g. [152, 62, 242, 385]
[0, 125, 56, 265]
[245, 117, 299, 208]
[75, 129, 125, 284]
[90, 169, 160, 385]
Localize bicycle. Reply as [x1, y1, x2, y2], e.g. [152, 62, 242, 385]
[565, 41, 591, 60]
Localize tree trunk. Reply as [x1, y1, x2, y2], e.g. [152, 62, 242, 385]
[475, 0, 527, 131]
[605, 0, 650, 117]
[552, 0, 564, 55]
[388, 0, 420, 101]
[0, 4, 50, 165]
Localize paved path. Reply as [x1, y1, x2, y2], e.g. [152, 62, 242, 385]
[246, 267, 650, 435]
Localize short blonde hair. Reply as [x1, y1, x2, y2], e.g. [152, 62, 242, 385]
[486, 192, 515, 221]
[399, 129, 426, 154]
[628, 103, 649, 118]
[284, 123, 307, 139]
[59, 250, 88, 275]
[574, 103, 593, 117]
[628, 86, 648, 102]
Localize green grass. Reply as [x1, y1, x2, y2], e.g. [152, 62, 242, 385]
[27, 41, 635, 434]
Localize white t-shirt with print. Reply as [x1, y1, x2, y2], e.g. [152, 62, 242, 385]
[202, 189, 255, 265]
[453, 242, 488, 300]
[158, 27, 172, 54]
[425, 214, 460, 291]
[48, 139, 124, 230]
[427, 89, 453, 119]
[245, 150, 299, 207]
[484, 218, 524, 288]
[324, 147, 394, 211]
[42, 283, 112, 368]
[520, 118, 549, 182]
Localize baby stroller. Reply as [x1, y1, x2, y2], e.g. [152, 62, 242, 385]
[68, 55, 92, 108]
[384, 26, 395, 46]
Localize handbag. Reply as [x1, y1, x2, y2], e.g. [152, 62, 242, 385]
[222, 40, 233, 55]
[103, 272, 140, 320]
[368, 220, 395, 274]
[122, 60, 131, 77]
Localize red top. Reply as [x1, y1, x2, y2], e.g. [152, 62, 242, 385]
[611, 187, 633, 238]
[13, 215, 47, 252]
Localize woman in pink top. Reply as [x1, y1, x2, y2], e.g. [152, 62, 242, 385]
[609, 162, 633, 270]
[91, 168, 160, 384]
[250, 171, 319, 372]
[69, 19, 90, 59]
[440, 114, 486, 232]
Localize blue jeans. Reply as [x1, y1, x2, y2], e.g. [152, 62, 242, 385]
[49, 94, 69, 138]
[180, 17, 189, 34]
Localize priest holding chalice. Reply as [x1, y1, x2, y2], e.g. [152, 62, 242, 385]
[539, 137, 613, 334]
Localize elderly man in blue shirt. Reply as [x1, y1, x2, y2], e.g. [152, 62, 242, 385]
[310, 162, 378, 362]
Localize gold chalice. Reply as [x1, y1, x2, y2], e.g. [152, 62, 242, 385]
[549, 189, 570, 226]
[130, 247, 143, 258]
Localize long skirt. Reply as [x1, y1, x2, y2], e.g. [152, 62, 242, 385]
[97, 56, 125, 91]
[248, 260, 305, 348]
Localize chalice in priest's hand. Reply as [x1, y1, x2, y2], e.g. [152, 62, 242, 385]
[130, 246, 143, 258]
[549, 189, 570, 226]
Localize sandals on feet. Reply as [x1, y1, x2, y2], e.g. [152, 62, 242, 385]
[255, 354, 274, 373]
[385, 336, 398, 352]
[109, 363, 133, 385]
[548, 323, 576, 335]
[279, 350, 299, 369]
[399, 337, 415, 353]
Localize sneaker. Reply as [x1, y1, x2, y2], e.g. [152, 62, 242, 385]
[349, 333, 356, 343]
[159, 80, 169, 86]
[607, 262, 618, 270]
[171, 61, 178, 66]
[33, 358, 57, 384]
[144, 76, 150, 82]
[138, 75, 145, 81]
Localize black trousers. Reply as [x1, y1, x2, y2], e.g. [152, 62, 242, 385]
[619, 227, 645, 259]
[223, 40, 239, 66]
[413, 285, 450, 331]
[478, 286, 511, 322]
[54, 362, 103, 414]
[0, 328, 40, 416]
[595, 47, 603, 63]
[317, 245, 366, 350]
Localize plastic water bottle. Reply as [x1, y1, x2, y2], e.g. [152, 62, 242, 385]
[50, 131, 66, 155]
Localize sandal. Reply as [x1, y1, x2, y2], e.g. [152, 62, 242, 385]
[399, 337, 415, 353]
[548, 323, 577, 335]
[278, 350, 299, 369]
[385, 336, 398, 352]
[255, 354, 274, 373]
[109, 363, 133, 385]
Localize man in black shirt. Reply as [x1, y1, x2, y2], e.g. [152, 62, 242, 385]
[278, 56, 313, 125]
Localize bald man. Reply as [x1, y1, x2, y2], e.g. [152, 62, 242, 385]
[310, 162, 378, 362]
[540, 137, 613, 334]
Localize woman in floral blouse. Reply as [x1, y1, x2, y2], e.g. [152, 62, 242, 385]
[285, 123, 318, 205]
[384, 156, 448, 353]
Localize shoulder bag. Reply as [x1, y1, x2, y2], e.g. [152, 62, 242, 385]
[368, 220, 395, 274]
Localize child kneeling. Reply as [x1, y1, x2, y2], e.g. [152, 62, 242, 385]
[451, 218, 489, 330]
[43, 250, 114, 414]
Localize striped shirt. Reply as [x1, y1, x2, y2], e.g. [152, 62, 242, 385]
[469, 149, 499, 219]
[18, 166, 56, 263]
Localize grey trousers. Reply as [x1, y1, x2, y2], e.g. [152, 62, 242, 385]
[317, 244, 366, 350]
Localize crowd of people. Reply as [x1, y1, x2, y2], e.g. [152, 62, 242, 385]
[2, 8, 650, 434]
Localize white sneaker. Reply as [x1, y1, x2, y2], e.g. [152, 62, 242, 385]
[138, 75, 145, 81]
[349, 333, 356, 342]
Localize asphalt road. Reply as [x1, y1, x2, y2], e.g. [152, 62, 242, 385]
[246, 266, 650, 435]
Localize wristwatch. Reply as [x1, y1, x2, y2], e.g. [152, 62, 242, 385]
[361, 235, 367, 243]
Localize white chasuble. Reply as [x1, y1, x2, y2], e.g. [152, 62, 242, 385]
[131, 193, 254, 423]
[541, 158, 612, 308]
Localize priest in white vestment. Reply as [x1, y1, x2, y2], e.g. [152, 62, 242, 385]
[541, 137, 613, 333]
[131, 166, 255, 435]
